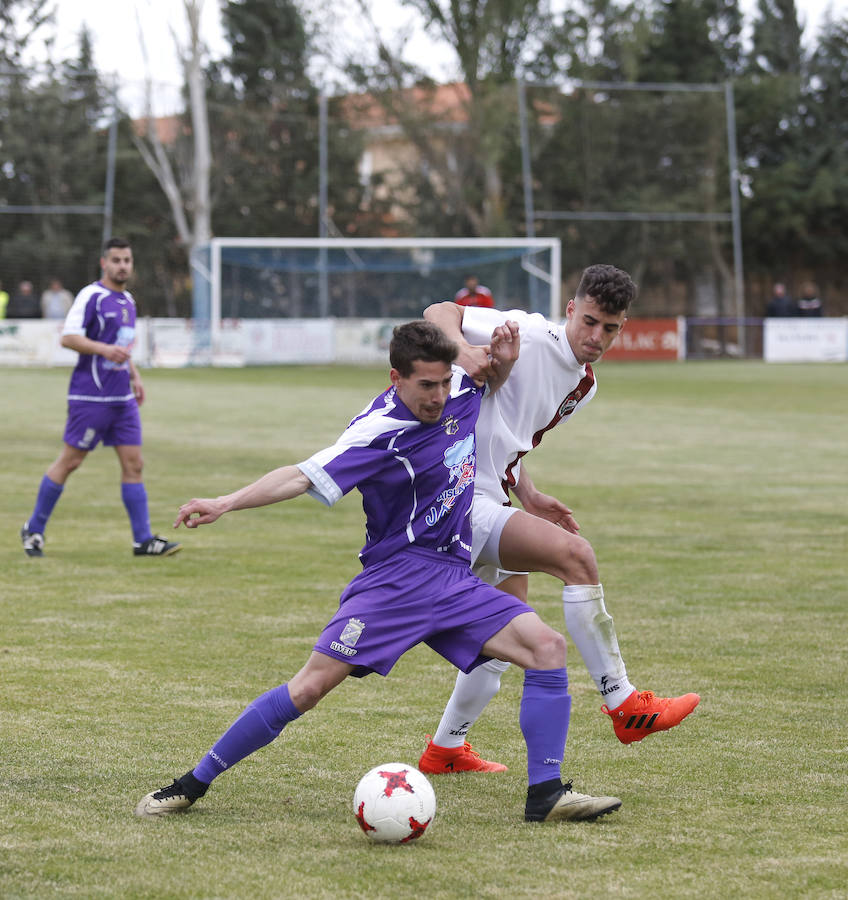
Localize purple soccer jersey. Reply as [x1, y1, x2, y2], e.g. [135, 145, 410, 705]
[297, 368, 483, 568]
[63, 281, 137, 403]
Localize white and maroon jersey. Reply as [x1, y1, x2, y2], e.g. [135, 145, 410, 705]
[462, 307, 596, 502]
[297, 368, 485, 569]
[62, 281, 137, 403]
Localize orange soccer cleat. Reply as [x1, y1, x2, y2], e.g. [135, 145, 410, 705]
[418, 735, 508, 774]
[602, 690, 700, 744]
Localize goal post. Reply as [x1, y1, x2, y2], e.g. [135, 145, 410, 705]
[192, 237, 561, 363]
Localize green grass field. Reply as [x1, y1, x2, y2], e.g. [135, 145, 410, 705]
[2, 361, 846, 899]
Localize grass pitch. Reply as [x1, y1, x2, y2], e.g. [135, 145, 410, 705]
[1, 361, 846, 899]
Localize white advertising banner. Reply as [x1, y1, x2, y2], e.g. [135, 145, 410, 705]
[764, 318, 848, 363]
[0, 320, 75, 366]
[239, 319, 335, 364]
[334, 319, 405, 364]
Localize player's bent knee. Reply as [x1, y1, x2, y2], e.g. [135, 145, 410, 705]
[531, 628, 567, 670]
[560, 535, 598, 585]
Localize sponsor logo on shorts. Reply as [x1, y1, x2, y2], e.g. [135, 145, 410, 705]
[339, 617, 365, 647]
[330, 641, 358, 657]
[78, 427, 96, 449]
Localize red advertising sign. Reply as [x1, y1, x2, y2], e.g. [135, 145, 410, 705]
[603, 318, 682, 361]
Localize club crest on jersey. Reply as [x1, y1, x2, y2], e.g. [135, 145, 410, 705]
[441, 414, 460, 435]
[425, 434, 475, 526]
[558, 390, 582, 417]
[339, 618, 365, 647]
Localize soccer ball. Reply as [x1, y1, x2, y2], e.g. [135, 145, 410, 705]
[353, 763, 436, 843]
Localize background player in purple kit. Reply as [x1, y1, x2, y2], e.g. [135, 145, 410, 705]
[135, 320, 622, 825]
[20, 238, 180, 558]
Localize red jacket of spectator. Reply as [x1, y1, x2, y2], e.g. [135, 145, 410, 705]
[453, 283, 494, 308]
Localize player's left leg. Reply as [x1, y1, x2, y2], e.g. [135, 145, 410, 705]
[135, 653, 353, 817]
[420, 571, 527, 773]
[482, 612, 621, 823]
[114, 442, 180, 557]
[499, 510, 699, 744]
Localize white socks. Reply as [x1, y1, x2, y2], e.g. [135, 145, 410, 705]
[562, 583, 634, 710]
[431, 658, 511, 748]
[431, 584, 635, 748]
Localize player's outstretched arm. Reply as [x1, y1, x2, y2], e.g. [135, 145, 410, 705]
[486, 320, 520, 394]
[512, 466, 580, 534]
[175, 465, 312, 529]
[423, 300, 492, 383]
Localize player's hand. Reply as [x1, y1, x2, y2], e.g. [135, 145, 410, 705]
[174, 498, 226, 529]
[457, 343, 495, 386]
[521, 491, 580, 534]
[131, 376, 145, 406]
[489, 320, 520, 370]
[102, 344, 131, 364]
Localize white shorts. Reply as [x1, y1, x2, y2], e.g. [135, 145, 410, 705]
[470, 494, 529, 587]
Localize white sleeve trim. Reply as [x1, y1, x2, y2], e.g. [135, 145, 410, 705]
[296, 460, 343, 507]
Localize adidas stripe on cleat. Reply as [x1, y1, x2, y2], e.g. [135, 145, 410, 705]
[418, 735, 507, 774]
[603, 689, 700, 744]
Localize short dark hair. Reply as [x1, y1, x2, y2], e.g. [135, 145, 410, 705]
[103, 237, 131, 253]
[576, 264, 636, 314]
[390, 320, 458, 377]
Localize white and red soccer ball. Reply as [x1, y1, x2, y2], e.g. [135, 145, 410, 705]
[353, 763, 436, 843]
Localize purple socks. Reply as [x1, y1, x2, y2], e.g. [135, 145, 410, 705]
[520, 668, 571, 786]
[29, 476, 64, 533]
[121, 482, 152, 543]
[193, 684, 302, 785]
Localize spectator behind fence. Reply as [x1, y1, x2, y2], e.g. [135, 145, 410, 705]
[7, 280, 40, 318]
[796, 282, 823, 317]
[454, 274, 494, 308]
[0, 280, 9, 319]
[41, 278, 74, 319]
[765, 282, 794, 317]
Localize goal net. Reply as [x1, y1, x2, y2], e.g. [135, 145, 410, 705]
[188, 237, 560, 365]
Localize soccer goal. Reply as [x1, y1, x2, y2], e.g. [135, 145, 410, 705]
[189, 237, 560, 364]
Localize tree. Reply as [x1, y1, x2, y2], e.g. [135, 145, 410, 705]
[345, 0, 559, 236]
[132, 0, 212, 261]
[0, 19, 111, 297]
[798, 12, 848, 294]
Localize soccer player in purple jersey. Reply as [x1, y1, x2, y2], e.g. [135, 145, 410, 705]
[20, 238, 180, 558]
[135, 320, 622, 824]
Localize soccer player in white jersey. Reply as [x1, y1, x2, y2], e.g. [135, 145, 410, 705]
[418, 264, 699, 773]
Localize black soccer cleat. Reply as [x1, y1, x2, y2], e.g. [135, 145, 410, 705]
[21, 522, 45, 557]
[133, 535, 182, 557]
[525, 778, 622, 823]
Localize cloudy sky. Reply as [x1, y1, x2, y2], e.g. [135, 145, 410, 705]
[51, 0, 846, 112]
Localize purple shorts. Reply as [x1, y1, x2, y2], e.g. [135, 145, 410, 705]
[63, 400, 142, 450]
[314, 545, 534, 677]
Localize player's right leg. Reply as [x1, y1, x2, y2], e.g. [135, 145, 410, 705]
[499, 509, 699, 743]
[481, 612, 621, 823]
[135, 653, 353, 817]
[21, 443, 88, 557]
